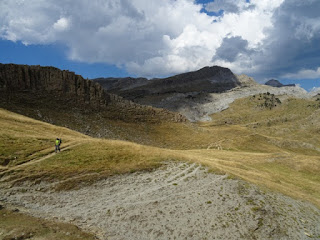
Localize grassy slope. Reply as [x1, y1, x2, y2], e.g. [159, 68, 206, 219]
[0, 108, 176, 180]
[0, 108, 89, 167]
[0, 92, 268, 151]
[204, 96, 320, 153]
[1, 95, 320, 237]
[194, 95, 320, 206]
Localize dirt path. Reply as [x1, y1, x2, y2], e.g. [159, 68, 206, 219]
[13, 142, 82, 168]
[0, 142, 82, 181]
[1, 162, 319, 240]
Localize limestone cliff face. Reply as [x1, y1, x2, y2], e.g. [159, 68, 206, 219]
[0, 63, 186, 123]
[0, 63, 109, 107]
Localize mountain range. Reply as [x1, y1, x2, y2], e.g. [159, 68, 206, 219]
[0, 63, 312, 126]
[93, 66, 309, 121]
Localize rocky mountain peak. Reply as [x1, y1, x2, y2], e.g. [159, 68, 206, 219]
[149, 65, 240, 91]
[105, 66, 242, 103]
[265, 79, 295, 88]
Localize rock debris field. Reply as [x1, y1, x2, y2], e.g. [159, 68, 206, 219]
[1, 162, 320, 240]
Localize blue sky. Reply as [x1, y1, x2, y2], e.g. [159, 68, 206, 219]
[0, 40, 128, 78]
[0, 0, 319, 91]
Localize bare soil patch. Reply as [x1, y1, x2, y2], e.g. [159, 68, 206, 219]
[1, 162, 319, 240]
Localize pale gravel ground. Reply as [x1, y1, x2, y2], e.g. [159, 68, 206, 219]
[1, 162, 320, 240]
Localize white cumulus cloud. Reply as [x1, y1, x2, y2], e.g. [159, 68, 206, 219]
[283, 67, 320, 79]
[0, 0, 319, 81]
[53, 18, 70, 32]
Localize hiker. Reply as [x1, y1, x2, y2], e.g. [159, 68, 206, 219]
[55, 138, 62, 153]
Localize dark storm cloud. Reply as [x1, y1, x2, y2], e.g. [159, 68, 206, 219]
[252, 0, 320, 79]
[214, 36, 254, 62]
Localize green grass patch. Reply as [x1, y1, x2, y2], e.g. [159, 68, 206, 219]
[16, 139, 176, 190]
[33, 140, 167, 176]
[0, 207, 96, 240]
[0, 135, 53, 166]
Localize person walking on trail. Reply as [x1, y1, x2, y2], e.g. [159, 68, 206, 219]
[55, 138, 62, 153]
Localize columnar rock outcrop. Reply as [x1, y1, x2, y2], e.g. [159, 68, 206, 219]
[0, 64, 109, 107]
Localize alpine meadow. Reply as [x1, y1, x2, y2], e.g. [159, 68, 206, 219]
[1, 0, 320, 239]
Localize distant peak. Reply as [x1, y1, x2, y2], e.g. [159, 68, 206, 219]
[265, 79, 295, 88]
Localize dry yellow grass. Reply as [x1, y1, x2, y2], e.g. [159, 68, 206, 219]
[0, 207, 96, 240]
[20, 139, 176, 190]
[0, 108, 176, 189]
[176, 149, 320, 208]
[0, 108, 89, 167]
[184, 96, 320, 207]
[204, 96, 320, 150]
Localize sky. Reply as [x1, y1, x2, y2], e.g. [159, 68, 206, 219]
[0, 0, 319, 91]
